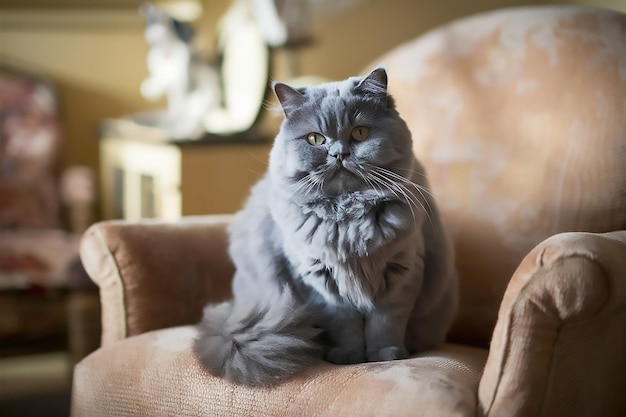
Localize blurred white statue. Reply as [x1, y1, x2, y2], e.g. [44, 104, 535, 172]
[139, 2, 221, 139]
[138, 0, 350, 138]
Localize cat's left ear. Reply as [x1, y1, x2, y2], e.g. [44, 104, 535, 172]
[273, 81, 306, 117]
[356, 67, 388, 98]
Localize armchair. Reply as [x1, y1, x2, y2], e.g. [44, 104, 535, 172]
[72, 6, 626, 416]
[0, 65, 96, 359]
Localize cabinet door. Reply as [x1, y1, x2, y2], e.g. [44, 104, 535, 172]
[100, 137, 181, 220]
[180, 143, 271, 215]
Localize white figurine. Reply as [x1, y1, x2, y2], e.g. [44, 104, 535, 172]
[139, 3, 221, 139]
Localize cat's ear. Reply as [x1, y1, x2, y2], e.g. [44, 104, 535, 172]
[273, 81, 305, 117]
[356, 67, 388, 98]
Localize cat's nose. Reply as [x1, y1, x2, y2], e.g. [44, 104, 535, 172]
[329, 142, 350, 160]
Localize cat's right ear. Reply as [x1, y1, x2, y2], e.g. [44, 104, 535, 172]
[273, 82, 305, 117]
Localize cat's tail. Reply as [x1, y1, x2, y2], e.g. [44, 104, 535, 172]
[193, 286, 322, 386]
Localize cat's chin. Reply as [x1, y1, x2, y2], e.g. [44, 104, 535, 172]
[323, 169, 364, 197]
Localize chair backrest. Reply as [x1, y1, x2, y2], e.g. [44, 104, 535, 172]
[381, 5, 626, 346]
[0, 66, 62, 229]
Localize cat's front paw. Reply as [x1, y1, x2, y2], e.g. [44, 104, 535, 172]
[325, 348, 366, 365]
[367, 346, 408, 362]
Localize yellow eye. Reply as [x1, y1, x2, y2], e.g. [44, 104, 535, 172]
[351, 126, 369, 141]
[306, 132, 326, 146]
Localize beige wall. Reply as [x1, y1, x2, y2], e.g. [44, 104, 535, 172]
[0, 0, 623, 218]
[0, 2, 231, 174]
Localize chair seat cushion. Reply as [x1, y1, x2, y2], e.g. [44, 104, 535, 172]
[72, 326, 487, 417]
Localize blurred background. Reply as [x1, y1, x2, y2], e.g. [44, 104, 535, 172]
[0, 0, 624, 415]
[1, 0, 624, 178]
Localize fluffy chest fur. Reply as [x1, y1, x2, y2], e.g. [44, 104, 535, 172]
[271, 190, 421, 311]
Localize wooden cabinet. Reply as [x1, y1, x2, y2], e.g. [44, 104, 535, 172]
[99, 120, 272, 220]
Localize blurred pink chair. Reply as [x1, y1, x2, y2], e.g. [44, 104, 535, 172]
[0, 65, 96, 357]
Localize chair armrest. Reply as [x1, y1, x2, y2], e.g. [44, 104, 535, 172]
[80, 215, 235, 346]
[478, 231, 626, 417]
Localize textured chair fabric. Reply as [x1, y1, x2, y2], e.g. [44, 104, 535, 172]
[73, 6, 626, 417]
[73, 328, 487, 417]
[381, 5, 626, 347]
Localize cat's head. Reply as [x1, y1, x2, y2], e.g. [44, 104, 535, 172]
[269, 68, 414, 202]
[139, 2, 195, 44]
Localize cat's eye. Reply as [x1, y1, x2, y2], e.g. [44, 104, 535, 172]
[351, 126, 369, 141]
[306, 132, 326, 146]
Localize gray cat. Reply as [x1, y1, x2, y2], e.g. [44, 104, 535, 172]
[194, 68, 458, 386]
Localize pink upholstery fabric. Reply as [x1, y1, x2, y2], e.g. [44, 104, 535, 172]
[79, 216, 234, 345]
[74, 6, 626, 417]
[380, 5, 626, 346]
[73, 327, 487, 417]
[75, 220, 626, 416]
[479, 231, 626, 416]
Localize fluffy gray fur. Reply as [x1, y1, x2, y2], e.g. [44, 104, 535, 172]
[194, 68, 458, 386]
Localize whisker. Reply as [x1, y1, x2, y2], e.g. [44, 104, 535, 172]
[246, 150, 270, 167]
[367, 166, 436, 229]
[312, 173, 325, 195]
[287, 174, 316, 200]
[367, 170, 419, 224]
[394, 165, 429, 179]
[374, 169, 430, 215]
[372, 166, 435, 215]
[374, 166, 435, 198]
[355, 168, 385, 199]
